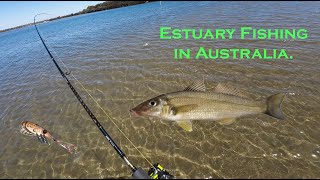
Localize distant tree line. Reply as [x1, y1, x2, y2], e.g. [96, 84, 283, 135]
[0, 1, 156, 33]
[47, 1, 155, 22]
[80, 1, 155, 14]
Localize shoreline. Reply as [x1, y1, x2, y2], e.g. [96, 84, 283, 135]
[0, 1, 155, 33]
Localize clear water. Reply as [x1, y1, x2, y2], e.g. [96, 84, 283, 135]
[0, 1, 319, 178]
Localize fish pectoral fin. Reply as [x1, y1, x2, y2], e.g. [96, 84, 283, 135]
[216, 118, 236, 125]
[175, 104, 198, 113]
[184, 79, 206, 92]
[176, 120, 193, 132]
[214, 83, 253, 99]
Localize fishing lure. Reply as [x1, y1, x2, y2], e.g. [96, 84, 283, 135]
[20, 121, 77, 154]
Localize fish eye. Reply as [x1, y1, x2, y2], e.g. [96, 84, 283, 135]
[149, 100, 157, 106]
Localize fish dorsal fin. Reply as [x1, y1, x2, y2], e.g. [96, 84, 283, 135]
[176, 120, 193, 132]
[214, 83, 251, 99]
[184, 80, 206, 92]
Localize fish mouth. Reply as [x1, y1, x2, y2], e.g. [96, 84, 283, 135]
[129, 109, 142, 117]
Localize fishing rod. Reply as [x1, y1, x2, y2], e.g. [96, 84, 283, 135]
[33, 14, 173, 179]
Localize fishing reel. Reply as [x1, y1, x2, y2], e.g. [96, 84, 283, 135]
[148, 163, 174, 179]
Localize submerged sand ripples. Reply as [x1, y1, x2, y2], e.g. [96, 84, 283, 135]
[1, 1, 320, 179]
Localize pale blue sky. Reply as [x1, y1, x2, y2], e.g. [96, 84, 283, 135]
[0, 1, 105, 30]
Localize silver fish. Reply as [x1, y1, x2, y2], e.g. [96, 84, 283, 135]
[130, 80, 286, 132]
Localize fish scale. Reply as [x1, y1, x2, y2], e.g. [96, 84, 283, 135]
[167, 91, 264, 107]
[166, 95, 266, 121]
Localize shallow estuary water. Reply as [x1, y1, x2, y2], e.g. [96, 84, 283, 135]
[0, 1, 319, 178]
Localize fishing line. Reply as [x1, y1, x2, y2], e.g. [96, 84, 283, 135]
[37, 16, 154, 168]
[34, 14, 153, 169]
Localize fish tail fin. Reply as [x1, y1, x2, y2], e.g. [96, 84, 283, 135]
[265, 93, 286, 120]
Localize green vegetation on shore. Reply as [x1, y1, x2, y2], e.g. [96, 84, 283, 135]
[0, 1, 155, 33]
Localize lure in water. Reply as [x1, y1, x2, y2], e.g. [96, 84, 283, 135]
[20, 121, 77, 154]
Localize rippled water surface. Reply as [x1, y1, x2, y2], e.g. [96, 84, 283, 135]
[0, 1, 320, 178]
